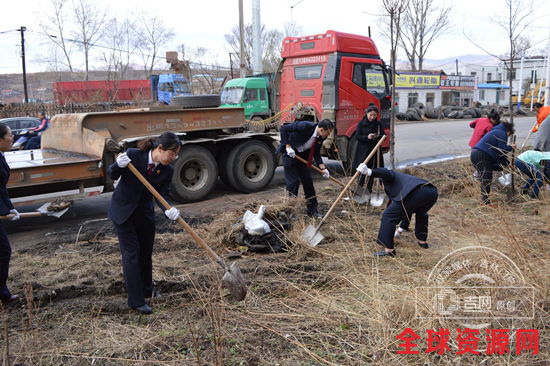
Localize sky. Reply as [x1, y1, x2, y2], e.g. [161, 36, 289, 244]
[1, 0, 550, 75]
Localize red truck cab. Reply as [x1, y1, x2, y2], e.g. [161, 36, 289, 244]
[279, 30, 391, 164]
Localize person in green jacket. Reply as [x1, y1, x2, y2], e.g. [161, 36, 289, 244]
[514, 150, 550, 199]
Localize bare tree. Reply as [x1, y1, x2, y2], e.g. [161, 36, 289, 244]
[100, 17, 141, 81]
[133, 9, 176, 78]
[36, 0, 75, 73]
[178, 45, 229, 94]
[393, 0, 453, 70]
[463, 0, 535, 119]
[224, 24, 284, 74]
[71, 0, 109, 80]
[283, 21, 304, 38]
[379, 0, 409, 170]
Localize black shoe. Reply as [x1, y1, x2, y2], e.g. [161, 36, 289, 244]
[1, 294, 19, 303]
[133, 304, 152, 314]
[529, 193, 539, 200]
[373, 249, 396, 257]
[308, 212, 324, 219]
[418, 241, 429, 249]
[521, 189, 530, 195]
[152, 290, 161, 298]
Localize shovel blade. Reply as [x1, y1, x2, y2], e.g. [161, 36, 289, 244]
[222, 262, 247, 301]
[353, 192, 370, 204]
[36, 203, 70, 218]
[302, 224, 324, 247]
[352, 186, 370, 204]
[370, 193, 385, 207]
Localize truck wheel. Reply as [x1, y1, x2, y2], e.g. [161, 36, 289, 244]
[217, 142, 238, 189]
[170, 146, 218, 202]
[249, 116, 267, 133]
[225, 140, 276, 193]
[171, 95, 221, 108]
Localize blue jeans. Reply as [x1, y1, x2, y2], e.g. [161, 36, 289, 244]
[25, 136, 41, 150]
[515, 158, 544, 196]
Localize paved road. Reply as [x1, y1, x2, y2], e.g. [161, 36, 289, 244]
[4, 116, 535, 234]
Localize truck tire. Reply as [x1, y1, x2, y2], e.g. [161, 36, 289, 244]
[170, 94, 221, 108]
[217, 142, 238, 189]
[170, 145, 218, 202]
[225, 140, 276, 193]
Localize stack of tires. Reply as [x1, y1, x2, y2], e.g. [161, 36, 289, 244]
[395, 102, 486, 121]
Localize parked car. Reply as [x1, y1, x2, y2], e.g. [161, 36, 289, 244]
[0, 117, 41, 150]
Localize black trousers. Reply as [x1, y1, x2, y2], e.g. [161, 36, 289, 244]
[282, 152, 318, 215]
[0, 222, 12, 301]
[470, 149, 497, 204]
[113, 212, 156, 308]
[376, 185, 438, 250]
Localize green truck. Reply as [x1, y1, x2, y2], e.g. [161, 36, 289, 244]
[219, 75, 275, 122]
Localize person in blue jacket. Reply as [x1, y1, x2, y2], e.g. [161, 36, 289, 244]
[0, 123, 21, 303]
[274, 119, 334, 218]
[108, 132, 181, 314]
[470, 121, 516, 205]
[25, 112, 50, 150]
[355, 165, 438, 257]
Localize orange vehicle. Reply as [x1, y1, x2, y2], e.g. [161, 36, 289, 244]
[278, 30, 392, 162]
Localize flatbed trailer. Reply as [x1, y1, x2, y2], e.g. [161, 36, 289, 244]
[6, 106, 279, 206]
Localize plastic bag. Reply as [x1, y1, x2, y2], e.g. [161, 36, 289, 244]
[498, 172, 511, 186]
[243, 205, 270, 236]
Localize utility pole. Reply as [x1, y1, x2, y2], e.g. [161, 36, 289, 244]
[455, 59, 459, 75]
[20, 26, 29, 103]
[238, 0, 246, 77]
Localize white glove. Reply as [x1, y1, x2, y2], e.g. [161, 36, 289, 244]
[9, 209, 20, 221]
[165, 207, 180, 221]
[285, 146, 296, 158]
[116, 153, 131, 168]
[356, 163, 372, 176]
[321, 169, 330, 179]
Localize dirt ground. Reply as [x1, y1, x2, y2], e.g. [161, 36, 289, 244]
[1, 158, 549, 365]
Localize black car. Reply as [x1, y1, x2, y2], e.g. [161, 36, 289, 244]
[0, 117, 41, 149]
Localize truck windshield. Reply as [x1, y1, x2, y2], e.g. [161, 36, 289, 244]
[221, 87, 245, 104]
[361, 64, 388, 96]
[174, 81, 190, 93]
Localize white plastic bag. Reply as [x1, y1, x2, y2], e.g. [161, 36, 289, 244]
[243, 205, 270, 236]
[498, 172, 511, 186]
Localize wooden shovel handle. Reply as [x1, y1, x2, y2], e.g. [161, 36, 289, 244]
[126, 162, 228, 271]
[294, 155, 346, 188]
[0, 212, 44, 220]
[316, 135, 386, 228]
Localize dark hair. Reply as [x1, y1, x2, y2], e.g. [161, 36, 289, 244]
[318, 119, 335, 131]
[0, 123, 9, 139]
[533, 102, 543, 109]
[487, 109, 500, 123]
[501, 120, 515, 135]
[366, 103, 379, 114]
[138, 132, 181, 152]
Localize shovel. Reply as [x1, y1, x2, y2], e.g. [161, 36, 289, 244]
[370, 129, 385, 207]
[294, 155, 346, 189]
[126, 162, 247, 301]
[0, 201, 71, 220]
[507, 135, 516, 200]
[520, 120, 538, 150]
[302, 136, 386, 247]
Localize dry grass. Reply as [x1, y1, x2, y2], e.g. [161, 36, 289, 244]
[1, 158, 549, 365]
